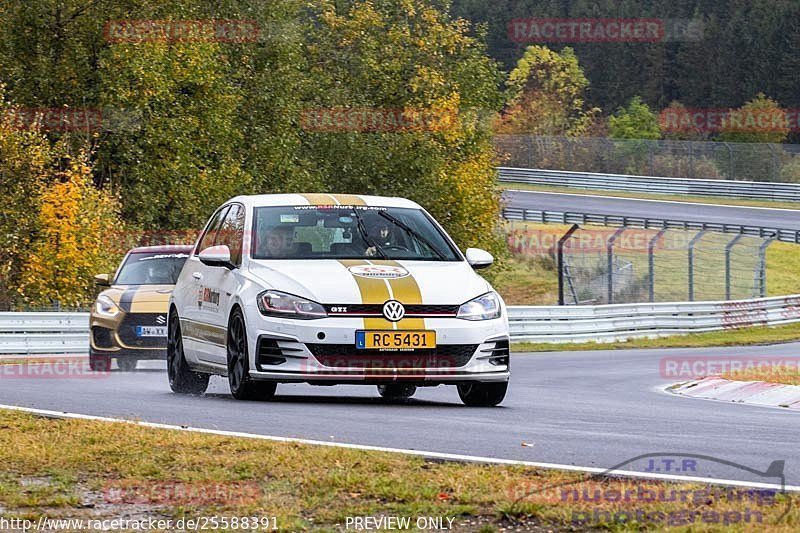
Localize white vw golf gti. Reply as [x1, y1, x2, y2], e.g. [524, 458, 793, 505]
[168, 194, 510, 406]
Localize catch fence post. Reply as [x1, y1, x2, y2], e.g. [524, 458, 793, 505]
[687, 230, 706, 301]
[557, 224, 580, 306]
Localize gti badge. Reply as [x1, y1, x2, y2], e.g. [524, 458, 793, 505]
[382, 300, 405, 322]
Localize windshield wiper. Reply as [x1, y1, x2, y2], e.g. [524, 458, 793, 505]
[377, 211, 448, 261]
[352, 209, 389, 259]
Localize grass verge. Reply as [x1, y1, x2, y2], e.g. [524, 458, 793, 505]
[500, 182, 800, 211]
[513, 322, 800, 353]
[0, 409, 797, 531]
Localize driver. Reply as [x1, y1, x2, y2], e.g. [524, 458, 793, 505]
[145, 262, 171, 284]
[263, 225, 298, 258]
[365, 223, 395, 257]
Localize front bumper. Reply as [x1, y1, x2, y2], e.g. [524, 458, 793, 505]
[245, 310, 510, 384]
[90, 312, 168, 360]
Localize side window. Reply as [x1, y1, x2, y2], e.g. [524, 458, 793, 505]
[217, 204, 245, 266]
[195, 206, 230, 254]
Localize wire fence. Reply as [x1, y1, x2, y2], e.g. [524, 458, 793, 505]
[495, 135, 800, 183]
[506, 222, 774, 305]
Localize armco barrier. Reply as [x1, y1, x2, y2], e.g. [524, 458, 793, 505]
[509, 294, 800, 343]
[498, 167, 800, 202]
[502, 206, 800, 244]
[3, 296, 800, 352]
[0, 313, 89, 355]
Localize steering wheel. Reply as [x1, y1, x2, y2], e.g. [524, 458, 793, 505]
[381, 244, 410, 252]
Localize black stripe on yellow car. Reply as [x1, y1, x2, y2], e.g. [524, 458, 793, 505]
[339, 259, 426, 330]
[118, 285, 141, 312]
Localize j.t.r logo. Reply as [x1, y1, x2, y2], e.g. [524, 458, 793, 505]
[382, 300, 405, 322]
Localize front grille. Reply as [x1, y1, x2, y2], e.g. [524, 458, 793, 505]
[117, 313, 168, 348]
[307, 343, 477, 369]
[92, 326, 114, 349]
[324, 304, 459, 317]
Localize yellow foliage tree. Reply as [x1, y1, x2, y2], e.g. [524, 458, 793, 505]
[18, 151, 122, 308]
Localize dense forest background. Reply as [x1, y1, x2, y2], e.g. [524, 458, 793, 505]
[451, 0, 800, 124]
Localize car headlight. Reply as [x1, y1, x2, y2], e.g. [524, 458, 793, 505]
[95, 294, 120, 317]
[257, 290, 327, 320]
[457, 291, 501, 321]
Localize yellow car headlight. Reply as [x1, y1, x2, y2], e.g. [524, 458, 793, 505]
[95, 294, 120, 317]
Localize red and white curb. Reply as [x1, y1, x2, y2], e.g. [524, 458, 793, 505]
[669, 377, 800, 410]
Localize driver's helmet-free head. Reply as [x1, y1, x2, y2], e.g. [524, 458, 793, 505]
[146, 262, 168, 284]
[265, 225, 295, 257]
[370, 223, 391, 244]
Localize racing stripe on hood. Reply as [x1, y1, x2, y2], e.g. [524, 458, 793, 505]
[339, 259, 425, 330]
[118, 285, 141, 313]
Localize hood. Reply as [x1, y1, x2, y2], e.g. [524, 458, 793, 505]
[247, 259, 491, 305]
[102, 284, 174, 313]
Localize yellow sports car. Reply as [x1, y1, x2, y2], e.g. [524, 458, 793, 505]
[90, 245, 192, 371]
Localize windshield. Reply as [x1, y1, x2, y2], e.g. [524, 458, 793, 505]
[251, 206, 461, 261]
[114, 252, 190, 285]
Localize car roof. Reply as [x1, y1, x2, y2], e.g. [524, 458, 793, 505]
[128, 245, 194, 254]
[226, 193, 422, 210]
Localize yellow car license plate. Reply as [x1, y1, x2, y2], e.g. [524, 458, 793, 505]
[356, 330, 436, 350]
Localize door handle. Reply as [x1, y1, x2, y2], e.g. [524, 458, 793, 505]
[192, 272, 203, 281]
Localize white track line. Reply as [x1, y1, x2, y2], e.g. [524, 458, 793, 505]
[506, 189, 800, 213]
[2, 403, 798, 492]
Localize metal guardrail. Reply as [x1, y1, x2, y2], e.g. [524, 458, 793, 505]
[0, 313, 89, 355]
[509, 294, 800, 343]
[502, 206, 800, 244]
[498, 167, 800, 202]
[4, 298, 800, 352]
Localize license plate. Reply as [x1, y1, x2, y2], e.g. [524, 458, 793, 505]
[136, 326, 167, 337]
[356, 330, 436, 350]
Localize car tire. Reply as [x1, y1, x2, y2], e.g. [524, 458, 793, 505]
[117, 358, 137, 372]
[227, 308, 277, 401]
[377, 384, 417, 399]
[88, 352, 111, 372]
[167, 310, 209, 394]
[457, 381, 508, 407]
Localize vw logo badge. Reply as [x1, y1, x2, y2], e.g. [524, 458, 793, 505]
[382, 300, 405, 322]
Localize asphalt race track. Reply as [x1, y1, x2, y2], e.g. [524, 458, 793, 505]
[503, 189, 800, 231]
[2, 343, 799, 486]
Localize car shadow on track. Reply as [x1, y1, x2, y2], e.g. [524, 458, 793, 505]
[197, 392, 466, 408]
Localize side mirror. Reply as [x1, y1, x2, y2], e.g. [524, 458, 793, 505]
[465, 248, 493, 270]
[198, 245, 235, 269]
[94, 273, 111, 287]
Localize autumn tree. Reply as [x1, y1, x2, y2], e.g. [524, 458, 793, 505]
[17, 150, 122, 307]
[495, 45, 598, 136]
[302, 0, 506, 261]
